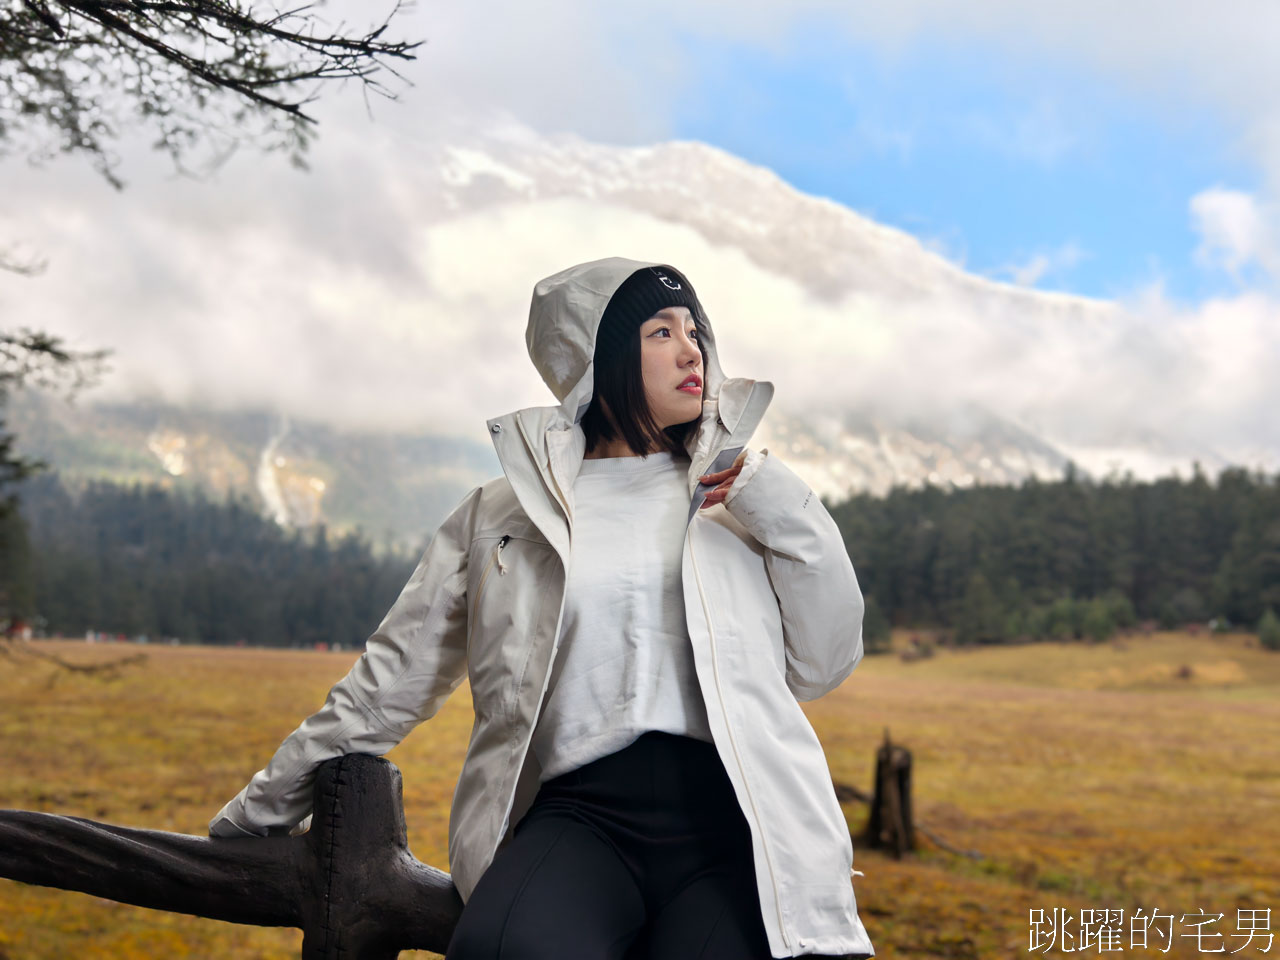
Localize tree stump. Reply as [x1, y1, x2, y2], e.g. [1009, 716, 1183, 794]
[863, 728, 915, 858]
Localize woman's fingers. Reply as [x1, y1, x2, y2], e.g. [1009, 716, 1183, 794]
[699, 450, 750, 508]
[699, 473, 738, 508]
[700, 453, 748, 485]
[699, 484, 732, 508]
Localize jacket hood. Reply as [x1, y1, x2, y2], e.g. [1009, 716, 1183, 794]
[526, 257, 730, 432]
[497, 256, 773, 566]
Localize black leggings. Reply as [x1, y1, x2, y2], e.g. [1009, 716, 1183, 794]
[445, 730, 775, 960]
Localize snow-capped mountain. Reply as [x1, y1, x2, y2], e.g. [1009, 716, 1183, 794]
[5, 108, 1271, 543]
[414, 111, 1261, 484]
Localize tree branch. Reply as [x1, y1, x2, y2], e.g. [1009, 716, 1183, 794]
[0, 0, 421, 184]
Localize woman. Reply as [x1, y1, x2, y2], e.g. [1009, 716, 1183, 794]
[209, 258, 875, 959]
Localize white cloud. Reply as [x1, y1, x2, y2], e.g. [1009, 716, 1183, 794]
[1190, 186, 1280, 283]
[990, 240, 1089, 287]
[3, 132, 1277, 474]
[916, 225, 969, 270]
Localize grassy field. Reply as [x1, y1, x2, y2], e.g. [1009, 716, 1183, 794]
[1, 631, 1277, 959]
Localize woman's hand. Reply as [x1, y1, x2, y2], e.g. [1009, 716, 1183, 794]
[698, 449, 749, 509]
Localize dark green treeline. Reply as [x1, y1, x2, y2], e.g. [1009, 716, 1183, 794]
[2, 462, 1279, 650]
[1, 471, 422, 648]
[828, 462, 1280, 648]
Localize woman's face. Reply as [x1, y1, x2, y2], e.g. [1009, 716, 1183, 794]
[639, 306, 704, 431]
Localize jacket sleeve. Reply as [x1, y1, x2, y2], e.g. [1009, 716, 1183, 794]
[722, 448, 865, 702]
[208, 485, 479, 839]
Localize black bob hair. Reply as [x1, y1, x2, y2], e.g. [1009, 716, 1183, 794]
[581, 274, 709, 459]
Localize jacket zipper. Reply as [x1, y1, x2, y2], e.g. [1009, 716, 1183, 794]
[690, 416, 731, 500]
[467, 535, 510, 648]
[688, 520, 792, 955]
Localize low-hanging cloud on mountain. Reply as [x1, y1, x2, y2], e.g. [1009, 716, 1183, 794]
[4, 0, 1280, 480]
[2, 105, 1278, 482]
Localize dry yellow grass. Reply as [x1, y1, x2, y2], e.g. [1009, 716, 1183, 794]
[1, 631, 1276, 959]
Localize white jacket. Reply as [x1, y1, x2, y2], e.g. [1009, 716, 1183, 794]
[210, 257, 875, 959]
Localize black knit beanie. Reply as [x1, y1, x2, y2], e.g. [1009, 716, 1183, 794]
[595, 265, 702, 362]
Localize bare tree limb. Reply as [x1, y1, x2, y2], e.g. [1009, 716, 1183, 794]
[0, 0, 422, 187]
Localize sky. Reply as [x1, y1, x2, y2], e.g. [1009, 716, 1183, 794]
[395, 0, 1280, 306]
[669, 20, 1264, 303]
[4, 0, 1280, 477]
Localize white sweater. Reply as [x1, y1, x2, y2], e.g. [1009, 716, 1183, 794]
[530, 449, 714, 782]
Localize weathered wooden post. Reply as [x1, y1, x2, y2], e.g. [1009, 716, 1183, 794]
[864, 727, 915, 858]
[0, 754, 463, 959]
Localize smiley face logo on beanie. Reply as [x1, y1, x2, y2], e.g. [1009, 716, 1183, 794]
[650, 268, 682, 291]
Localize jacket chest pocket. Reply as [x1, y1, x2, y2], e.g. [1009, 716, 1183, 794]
[465, 532, 558, 716]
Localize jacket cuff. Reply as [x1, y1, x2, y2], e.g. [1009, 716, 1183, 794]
[722, 446, 807, 543]
[209, 807, 265, 838]
[722, 447, 768, 509]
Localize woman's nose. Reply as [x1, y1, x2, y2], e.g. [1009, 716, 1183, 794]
[678, 332, 700, 362]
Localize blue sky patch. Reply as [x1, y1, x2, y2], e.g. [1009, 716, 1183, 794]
[665, 16, 1264, 306]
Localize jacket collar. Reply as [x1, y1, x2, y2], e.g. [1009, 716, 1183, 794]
[486, 377, 772, 565]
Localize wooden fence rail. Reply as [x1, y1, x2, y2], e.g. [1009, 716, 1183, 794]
[0, 754, 462, 960]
